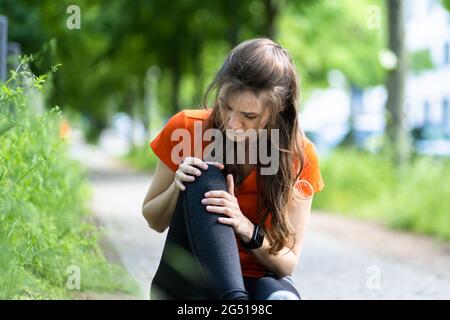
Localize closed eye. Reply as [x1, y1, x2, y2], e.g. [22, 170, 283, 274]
[219, 99, 259, 119]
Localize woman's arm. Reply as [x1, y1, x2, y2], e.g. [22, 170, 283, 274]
[142, 157, 222, 232]
[142, 160, 179, 233]
[203, 174, 313, 278]
[247, 196, 313, 278]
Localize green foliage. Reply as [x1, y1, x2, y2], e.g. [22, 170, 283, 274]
[442, 0, 450, 11]
[0, 63, 138, 299]
[278, 0, 385, 91]
[314, 148, 450, 240]
[122, 143, 158, 172]
[409, 49, 434, 74]
[1, 0, 389, 139]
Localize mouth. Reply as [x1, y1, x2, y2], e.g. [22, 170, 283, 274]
[226, 131, 245, 142]
[225, 129, 245, 141]
[224, 127, 244, 134]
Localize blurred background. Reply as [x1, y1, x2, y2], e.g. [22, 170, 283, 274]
[1, 0, 449, 299]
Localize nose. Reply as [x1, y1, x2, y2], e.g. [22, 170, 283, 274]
[227, 112, 242, 130]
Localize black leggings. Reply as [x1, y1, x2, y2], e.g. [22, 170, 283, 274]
[150, 165, 301, 300]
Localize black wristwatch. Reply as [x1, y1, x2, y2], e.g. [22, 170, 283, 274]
[241, 224, 265, 249]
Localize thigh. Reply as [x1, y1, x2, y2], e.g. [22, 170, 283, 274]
[245, 274, 301, 300]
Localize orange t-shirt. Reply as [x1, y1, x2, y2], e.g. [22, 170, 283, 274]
[149, 108, 325, 278]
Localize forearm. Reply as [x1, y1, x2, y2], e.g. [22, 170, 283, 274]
[247, 237, 298, 278]
[247, 198, 311, 278]
[142, 180, 180, 232]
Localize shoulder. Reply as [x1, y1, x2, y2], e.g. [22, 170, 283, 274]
[293, 134, 318, 167]
[150, 108, 213, 172]
[164, 108, 213, 130]
[298, 134, 325, 193]
[302, 136, 319, 166]
[184, 108, 213, 120]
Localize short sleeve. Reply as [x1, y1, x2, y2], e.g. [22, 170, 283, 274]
[149, 111, 186, 172]
[295, 139, 325, 195]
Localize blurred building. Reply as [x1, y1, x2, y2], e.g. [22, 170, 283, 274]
[406, 0, 450, 155]
[303, 0, 450, 156]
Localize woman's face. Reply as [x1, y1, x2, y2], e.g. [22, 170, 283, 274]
[218, 88, 270, 143]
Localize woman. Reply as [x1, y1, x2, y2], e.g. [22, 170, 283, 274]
[142, 38, 324, 300]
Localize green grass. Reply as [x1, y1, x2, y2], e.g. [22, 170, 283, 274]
[0, 65, 138, 299]
[314, 148, 450, 240]
[122, 143, 158, 172]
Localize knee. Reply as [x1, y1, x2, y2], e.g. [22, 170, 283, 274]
[182, 165, 227, 218]
[254, 277, 301, 300]
[185, 164, 226, 191]
[266, 290, 300, 300]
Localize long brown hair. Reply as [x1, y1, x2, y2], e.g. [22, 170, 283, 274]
[201, 38, 305, 255]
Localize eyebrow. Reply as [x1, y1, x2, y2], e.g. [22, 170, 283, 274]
[218, 97, 261, 116]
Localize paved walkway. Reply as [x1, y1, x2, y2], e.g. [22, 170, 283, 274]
[72, 141, 450, 300]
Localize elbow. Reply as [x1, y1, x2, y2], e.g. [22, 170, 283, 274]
[273, 257, 298, 278]
[144, 215, 167, 233]
[274, 267, 295, 279]
[149, 222, 167, 233]
[142, 205, 167, 233]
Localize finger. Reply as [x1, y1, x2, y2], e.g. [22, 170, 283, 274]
[176, 170, 196, 182]
[217, 217, 234, 226]
[227, 174, 235, 196]
[205, 205, 234, 217]
[204, 190, 234, 201]
[180, 163, 202, 176]
[184, 157, 208, 170]
[202, 197, 233, 207]
[175, 179, 186, 191]
[205, 161, 224, 170]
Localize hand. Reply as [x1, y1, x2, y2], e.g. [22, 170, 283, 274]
[202, 174, 254, 243]
[174, 157, 224, 191]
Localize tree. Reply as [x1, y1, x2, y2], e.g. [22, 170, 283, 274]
[1, 0, 387, 144]
[278, 0, 384, 146]
[442, 0, 450, 11]
[385, 0, 410, 168]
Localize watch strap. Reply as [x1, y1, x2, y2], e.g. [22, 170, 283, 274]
[241, 224, 265, 249]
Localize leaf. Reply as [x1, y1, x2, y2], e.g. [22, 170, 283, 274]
[0, 123, 16, 137]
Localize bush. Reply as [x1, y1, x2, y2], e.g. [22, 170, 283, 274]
[314, 148, 450, 240]
[0, 62, 138, 299]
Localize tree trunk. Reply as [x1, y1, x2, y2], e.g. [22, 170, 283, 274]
[192, 37, 204, 108]
[170, 56, 181, 116]
[340, 85, 363, 146]
[385, 0, 410, 167]
[264, 0, 279, 39]
[226, 0, 240, 48]
[0, 16, 7, 83]
[144, 66, 160, 138]
[127, 88, 136, 147]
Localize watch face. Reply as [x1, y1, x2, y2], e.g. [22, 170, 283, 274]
[241, 224, 264, 249]
[254, 225, 265, 247]
[259, 229, 265, 241]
